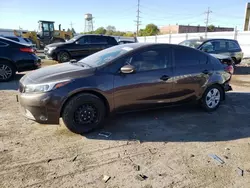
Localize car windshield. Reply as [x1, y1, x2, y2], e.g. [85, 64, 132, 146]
[179, 40, 203, 48]
[78, 45, 134, 67]
[67, 35, 81, 43]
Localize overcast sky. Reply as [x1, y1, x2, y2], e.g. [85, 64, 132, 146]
[0, 0, 248, 33]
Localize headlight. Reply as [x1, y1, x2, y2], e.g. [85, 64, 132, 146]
[48, 47, 57, 53]
[24, 80, 70, 93]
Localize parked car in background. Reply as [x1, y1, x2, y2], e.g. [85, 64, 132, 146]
[19, 43, 233, 134]
[179, 39, 243, 64]
[0, 37, 41, 81]
[118, 40, 136, 45]
[44, 34, 118, 63]
[2, 36, 37, 51]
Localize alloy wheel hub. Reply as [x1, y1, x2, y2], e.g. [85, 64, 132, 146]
[206, 88, 220, 108]
[0, 65, 12, 80]
[74, 104, 98, 124]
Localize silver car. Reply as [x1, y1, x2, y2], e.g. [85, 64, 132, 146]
[179, 39, 244, 64]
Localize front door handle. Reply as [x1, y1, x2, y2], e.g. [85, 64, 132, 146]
[160, 75, 170, 81]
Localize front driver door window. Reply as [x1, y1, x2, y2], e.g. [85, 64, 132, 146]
[200, 42, 214, 53]
[73, 36, 90, 57]
[129, 50, 168, 72]
[113, 47, 173, 112]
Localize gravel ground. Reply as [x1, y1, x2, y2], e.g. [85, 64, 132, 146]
[1, 62, 250, 188]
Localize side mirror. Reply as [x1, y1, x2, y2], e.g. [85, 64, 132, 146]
[75, 41, 79, 45]
[120, 64, 135, 74]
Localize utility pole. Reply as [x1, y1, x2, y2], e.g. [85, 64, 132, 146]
[204, 7, 212, 39]
[70, 22, 74, 30]
[135, 0, 141, 36]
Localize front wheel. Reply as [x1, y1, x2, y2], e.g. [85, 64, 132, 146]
[57, 51, 71, 63]
[62, 93, 106, 134]
[200, 85, 223, 112]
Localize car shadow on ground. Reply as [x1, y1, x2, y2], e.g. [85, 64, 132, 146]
[0, 73, 24, 91]
[85, 92, 250, 143]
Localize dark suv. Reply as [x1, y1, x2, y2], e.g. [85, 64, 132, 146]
[179, 39, 243, 64]
[44, 34, 118, 63]
[19, 43, 233, 134]
[0, 37, 41, 82]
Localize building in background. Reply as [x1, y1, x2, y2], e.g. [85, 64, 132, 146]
[160, 24, 234, 34]
[244, 2, 250, 31]
[0, 29, 29, 37]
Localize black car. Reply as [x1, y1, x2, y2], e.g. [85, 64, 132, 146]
[179, 38, 244, 64]
[44, 34, 118, 63]
[0, 37, 41, 82]
[19, 43, 233, 134]
[118, 40, 136, 45]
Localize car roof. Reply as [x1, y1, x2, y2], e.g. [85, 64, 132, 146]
[184, 38, 238, 42]
[77, 34, 116, 38]
[115, 42, 203, 50]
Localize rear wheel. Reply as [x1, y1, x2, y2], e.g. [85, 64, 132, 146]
[62, 93, 106, 134]
[57, 51, 71, 63]
[0, 61, 15, 82]
[200, 85, 223, 112]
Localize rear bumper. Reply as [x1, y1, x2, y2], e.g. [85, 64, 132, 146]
[224, 82, 232, 92]
[16, 57, 41, 72]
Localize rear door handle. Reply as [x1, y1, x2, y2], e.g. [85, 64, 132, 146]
[160, 75, 170, 81]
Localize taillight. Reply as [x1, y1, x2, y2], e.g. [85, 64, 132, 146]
[20, 47, 34, 53]
[225, 65, 234, 74]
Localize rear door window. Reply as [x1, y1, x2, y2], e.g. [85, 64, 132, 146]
[88, 36, 107, 44]
[211, 40, 227, 52]
[174, 46, 208, 68]
[107, 37, 118, 45]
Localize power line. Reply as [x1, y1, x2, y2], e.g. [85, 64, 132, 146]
[204, 7, 212, 39]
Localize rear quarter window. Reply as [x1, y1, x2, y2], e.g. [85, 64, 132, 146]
[228, 40, 241, 50]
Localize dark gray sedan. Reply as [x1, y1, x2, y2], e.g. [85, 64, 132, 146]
[18, 43, 233, 134]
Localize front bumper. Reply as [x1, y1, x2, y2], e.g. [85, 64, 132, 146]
[44, 48, 56, 60]
[18, 92, 61, 124]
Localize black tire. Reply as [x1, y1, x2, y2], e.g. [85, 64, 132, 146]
[57, 51, 71, 63]
[232, 57, 238, 65]
[0, 60, 16, 82]
[62, 93, 106, 134]
[200, 85, 223, 112]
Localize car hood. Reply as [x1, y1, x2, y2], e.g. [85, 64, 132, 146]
[45, 42, 67, 48]
[20, 62, 95, 85]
